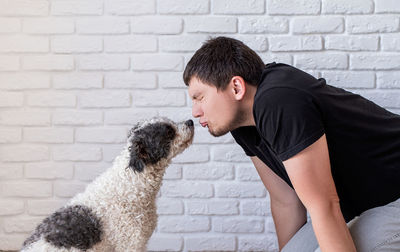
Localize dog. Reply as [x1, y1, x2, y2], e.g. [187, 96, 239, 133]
[21, 117, 194, 252]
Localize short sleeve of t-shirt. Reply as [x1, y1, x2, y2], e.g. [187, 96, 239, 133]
[254, 87, 325, 161]
[230, 126, 258, 157]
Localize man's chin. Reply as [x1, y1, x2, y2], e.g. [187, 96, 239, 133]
[208, 126, 230, 137]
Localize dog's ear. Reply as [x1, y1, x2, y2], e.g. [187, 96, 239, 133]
[128, 136, 147, 173]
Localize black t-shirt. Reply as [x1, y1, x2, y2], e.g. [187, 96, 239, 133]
[231, 62, 400, 222]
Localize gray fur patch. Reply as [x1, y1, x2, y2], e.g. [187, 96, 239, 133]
[22, 205, 102, 250]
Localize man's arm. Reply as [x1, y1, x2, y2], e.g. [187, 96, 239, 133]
[282, 134, 356, 252]
[251, 156, 307, 250]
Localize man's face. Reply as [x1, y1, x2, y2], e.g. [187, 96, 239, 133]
[188, 77, 243, 137]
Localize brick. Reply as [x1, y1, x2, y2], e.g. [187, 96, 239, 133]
[269, 35, 322, 52]
[159, 35, 210, 52]
[0, 0, 48, 16]
[0, 91, 23, 107]
[350, 54, 400, 70]
[27, 199, 67, 215]
[54, 182, 88, 197]
[187, 200, 239, 215]
[295, 53, 348, 70]
[183, 163, 234, 180]
[74, 162, 109, 181]
[322, 0, 373, 14]
[147, 235, 183, 251]
[0, 164, 23, 179]
[24, 128, 73, 143]
[0, 109, 50, 126]
[79, 90, 130, 108]
[104, 35, 156, 53]
[156, 198, 184, 215]
[2, 181, 52, 197]
[0, 56, 19, 71]
[23, 18, 74, 34]
[268, 0, 321, 15]
[158, 0, 209, 14]
[53, 73, 103, 89]
[0, 200, 24, 216]
[241, 200, 270, 216]
[157, 107, 193, 123]
[104, 108, 158, 125]
[186, 17, 237, 33]
[164, 164, 182, 180]
[105, 72, 156, 89]
[232, 35, 269, 52]
[132, 90, 185, 107]
[0, 73, 50, 90]
[237, 165, 261, 181]
[77, 17, 130, 34]
[213, 0, 265, 14]
[52, 36, 103, 53]
[157, 216, 210, 232]
[78, 55, 130, 71]
[185, 237, 236, 251]
[3, 217, 42, 233]
[102, 144, 125, 162]
[0, 18, 21, 33]
[27, 92, 76, 107]
[105, 0, 155, 15]
[0, 128, 21, 143]
[321, 71, 375, 88]
[239, 236, 277, 252]
[23, 55, 74, 71]
[357, 91, 400, 108]
[0, 145, 49, 162]
[132, 54, 183, 71]
[347, 16, 399, 34]
[161, 181, 213, 198]
[377, 72, 400, 88]
[381, 34, 400, 51]
[51, 0, 103, 15]
[132, 17, 183, 34]
[212, 144, 251, 162]
[25, 162, 73, 180]
[171, 145, 209, 163]
[239, 17, 289, 34]
[0, 35, 48, 53]
[157, 72, 187, 89]
[76, 128, 126, 143]
[375, 0, 400, 13]
[215, 182, 266, 198]
[53, 146, 102, 161]
[0, 234, 27, 251]
[53, 110, 102, 126]
[213, 217, 264, 233]
[325, 35, 379, 51]
[292, 17, 344, 34]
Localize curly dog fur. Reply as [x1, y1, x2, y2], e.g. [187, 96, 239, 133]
[21, 117, 194, 252]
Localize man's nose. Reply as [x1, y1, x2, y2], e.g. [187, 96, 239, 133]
[192, 104, 203, 118]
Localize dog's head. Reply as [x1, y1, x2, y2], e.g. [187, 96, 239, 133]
[126, 117, 194, 173]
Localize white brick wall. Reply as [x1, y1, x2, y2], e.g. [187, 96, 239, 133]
[0, 0, 399, 251]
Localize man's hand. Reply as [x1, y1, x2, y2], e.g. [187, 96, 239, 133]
[283, 134, 356, 252]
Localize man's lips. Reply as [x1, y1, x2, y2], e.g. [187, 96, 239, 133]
[200, 122, 208, 127]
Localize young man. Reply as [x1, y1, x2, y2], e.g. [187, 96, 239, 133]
[183, 36, 400, 252]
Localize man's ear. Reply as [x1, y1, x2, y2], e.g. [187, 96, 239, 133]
[128, 136, 147, 173]
[231, 76, 246, 101]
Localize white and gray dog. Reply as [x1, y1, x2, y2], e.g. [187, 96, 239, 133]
[21, 117, 194, 252]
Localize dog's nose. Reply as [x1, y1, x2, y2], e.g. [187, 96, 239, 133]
[185, 119, 194, 127]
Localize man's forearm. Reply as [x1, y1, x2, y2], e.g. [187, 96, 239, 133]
[309, 202, 356, 252]
[271, 198, 307, 250]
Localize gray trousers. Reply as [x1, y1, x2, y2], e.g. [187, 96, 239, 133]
[282, 197, 400, 252]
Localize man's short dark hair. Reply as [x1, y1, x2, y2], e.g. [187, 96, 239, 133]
[183, 36, 265, 90]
